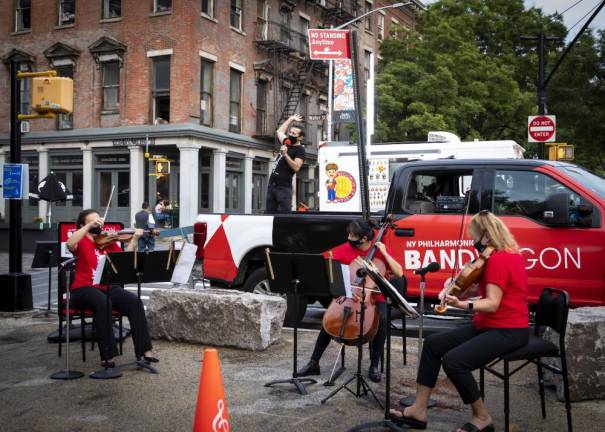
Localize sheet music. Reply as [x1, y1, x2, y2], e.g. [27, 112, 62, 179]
[93, 255, 107, 285]
[341, 264, 353, 298]
[170, 243, 198, 284]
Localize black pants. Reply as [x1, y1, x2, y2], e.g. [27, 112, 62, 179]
[311, 277, 406, 368]
[265, 184, 292, 213]
[70, 286, 153, 360]
[418, 324, 529, 404]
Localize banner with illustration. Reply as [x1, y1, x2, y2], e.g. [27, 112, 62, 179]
[333, 59, 355, 123]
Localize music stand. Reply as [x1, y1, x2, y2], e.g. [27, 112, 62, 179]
[263, 250, 345, 395]
[90, 250, 179, 379]
[31, 241, 59, 316]
[347, 260, 419, 432]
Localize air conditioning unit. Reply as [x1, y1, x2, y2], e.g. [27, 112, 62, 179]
[20, 121, 30, 133]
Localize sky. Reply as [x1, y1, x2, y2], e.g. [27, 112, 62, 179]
[421, 0, 605, 39]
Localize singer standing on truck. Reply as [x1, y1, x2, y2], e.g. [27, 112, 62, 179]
[265, 114, 306, 213]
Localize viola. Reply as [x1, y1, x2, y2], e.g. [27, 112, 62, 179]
[434, 245, 494, 314]
[322, 218, 393, 346]
[93, 228, 159, 249]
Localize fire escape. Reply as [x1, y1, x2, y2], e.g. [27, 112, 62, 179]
[321, 0, 359, 27]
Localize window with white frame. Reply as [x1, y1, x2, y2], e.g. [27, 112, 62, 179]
[59, 0, 75, 25]
[103, 0, 121, 19]
[102, 61, 120, 111]
[201, 0, 213, 17]
[15, 0, 31, 32]
[154, 0, 172, 13]
[230, 0, 243, 30]
[55, 65, 74, 129]
[152, 56, 171, 123]
[200, 59, 214, 126]
[377, 13, 384, 40]
[364, 1, 372, 32]
[229, 68, 242, 133]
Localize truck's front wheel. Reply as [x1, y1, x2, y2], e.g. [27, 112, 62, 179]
[243, 267, 308, 326]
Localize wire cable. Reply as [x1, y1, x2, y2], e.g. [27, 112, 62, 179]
[567, 0, 603, 33]
[556, 0, 587, 18]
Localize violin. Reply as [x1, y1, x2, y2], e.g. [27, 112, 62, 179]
[434, 245, 494, 314]
[93, 228, 160, 249]
[322, 218, 392, 346]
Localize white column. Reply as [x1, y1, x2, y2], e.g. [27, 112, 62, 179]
[244, 155, 253, 214]
[82, 148, 93, 209]
[37, 148, 49, 221]
[178, 143, 201, 225]
[212, 149, 227, 213]
[129, 145, 145, 226]
[0, 150, 5, 220]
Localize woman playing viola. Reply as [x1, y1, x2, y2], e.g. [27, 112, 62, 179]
[66, 209, 158, 368]
[389, 210, 529, 432]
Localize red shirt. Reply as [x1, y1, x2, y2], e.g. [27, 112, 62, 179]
[473, 250, 529, 330]
[71, 235, 122, 292]
[327, 242, 392, 303]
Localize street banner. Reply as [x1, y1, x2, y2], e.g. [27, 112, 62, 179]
[333, 59, 355, 124]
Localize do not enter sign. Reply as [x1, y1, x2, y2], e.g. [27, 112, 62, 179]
[528, 115, 556, 142]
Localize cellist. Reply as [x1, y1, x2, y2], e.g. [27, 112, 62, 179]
[389, 210, 529, 432]
[297, 219, 405, 383]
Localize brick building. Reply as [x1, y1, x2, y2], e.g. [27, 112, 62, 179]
[0, 0, 421, 228]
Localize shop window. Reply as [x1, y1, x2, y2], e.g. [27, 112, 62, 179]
[152, 56, 170, 123]
[252, 159, 268, 214]
[103, 0, 121, 19]
[200, 59, 214, 126]
[226, 157, 243, 213]
[117, 171, 129, 207]
[201, 0, 213, 17]
[230, 0, 243, 30]
[154, 0, 171, 13]
[72, 172, 83, 206]
[59, 0, 75, 26]
[15, 0, 31, 32]
[229, 68, 242, 133]
[255, 80, 267, 135]
[55, 65, 74, 129]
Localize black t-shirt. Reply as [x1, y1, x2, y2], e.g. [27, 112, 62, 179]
[269, 144, 306, 187]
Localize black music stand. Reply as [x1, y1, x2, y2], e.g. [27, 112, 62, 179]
[90, 250, 178, 379]
[347, 261, 420, 432]
[263, 251, 345, 395]
[31, 241, 59, 316]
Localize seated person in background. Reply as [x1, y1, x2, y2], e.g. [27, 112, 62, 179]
[154, 199, 167, 227]
[134, 201, 156, 251]
[66, 209, 159, 368]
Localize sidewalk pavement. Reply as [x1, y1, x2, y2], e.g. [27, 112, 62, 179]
[1, 312, 603, 432]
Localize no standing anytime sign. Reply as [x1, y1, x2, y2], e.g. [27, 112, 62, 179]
[528, 115, 556, 143]
[308, 29, 351, 60]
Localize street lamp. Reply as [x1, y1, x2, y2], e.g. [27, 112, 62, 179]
[326, 1, 423, 143]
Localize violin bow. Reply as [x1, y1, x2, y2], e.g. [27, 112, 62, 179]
[101, 185, 116, 223]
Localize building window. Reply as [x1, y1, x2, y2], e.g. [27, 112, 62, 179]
[200, 59, 214, 126]
[15, 0, 31, 32]
[229, 68, 242, 133]
[102, 0, 121, 19]
[364, 50, 372, 81]
[391, 18, 400, 39]
[364, 1, 372, 32]
[55, 65, 74, 129]
[18, 63, 31, 115]
[152, 56, 171, 123]
[101, 61, 120, 112]
[300, 16, 309, 55]
[59, 0, 75, 26]
[252, 159, 268, 214]
[377, 13, 384, 40]
[154, 0, 172, 13]
[256, 80, 267, 135]
[225, 157, 243, 213]
[201, 0, 213, 17]
[300, 93, 308, 128]
[230, 0, 243, 30]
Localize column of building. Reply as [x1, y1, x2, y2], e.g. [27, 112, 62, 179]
[212, 149, 227, 213]
[82, 147, 93, 209]
[244, 154, 254, 214]
[178, 142, 202, 225]
[129, 145, 145, 225]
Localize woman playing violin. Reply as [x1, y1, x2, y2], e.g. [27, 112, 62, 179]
[297, 219, 405, 383]
[389, 210, 529, 432]
[66, 209, 158, 368]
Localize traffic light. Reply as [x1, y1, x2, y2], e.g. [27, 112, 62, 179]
[148, 155, 171, 178]
[31, 77, 73, 114]
[546, 143, 574, 161]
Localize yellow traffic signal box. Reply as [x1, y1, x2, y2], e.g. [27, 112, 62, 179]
[547, 143, 575, 161]
[31, 77, 73, 114]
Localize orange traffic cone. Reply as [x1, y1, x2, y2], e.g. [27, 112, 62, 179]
[193, 348, 231, 432]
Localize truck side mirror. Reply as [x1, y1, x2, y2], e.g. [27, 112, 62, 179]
[543, 193, 571, 226]
[577, 202, 594, 227]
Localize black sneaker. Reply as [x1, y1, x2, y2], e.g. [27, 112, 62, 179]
[296, 360, 320, 377]
[368, 365, 382, 383]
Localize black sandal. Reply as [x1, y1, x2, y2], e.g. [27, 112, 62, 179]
[101, 360, 116, 369]
[458, 422, 495, 432]
[388, 410, 427, 430]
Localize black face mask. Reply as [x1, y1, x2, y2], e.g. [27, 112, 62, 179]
[286, 135, 298, 145]
[348, 239, 362, 249]
[89, 226, 102, 235]
[474, 239, 486, 253]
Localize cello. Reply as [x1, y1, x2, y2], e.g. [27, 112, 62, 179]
[322, 218, 393, 346]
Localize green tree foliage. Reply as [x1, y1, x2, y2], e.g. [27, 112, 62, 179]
[376, 0, 605, 172]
